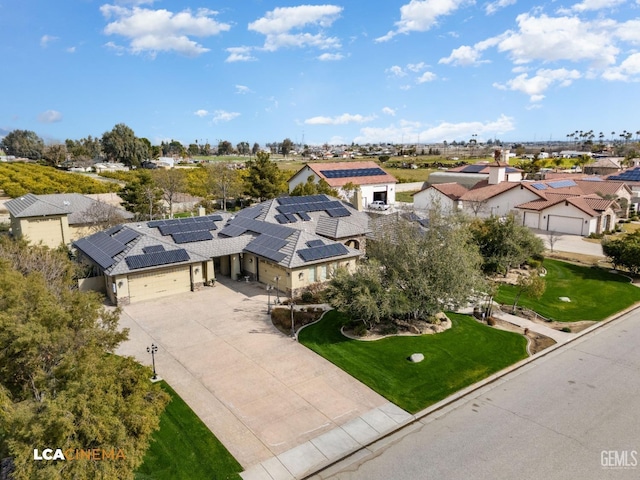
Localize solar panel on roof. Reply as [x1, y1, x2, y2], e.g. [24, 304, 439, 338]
[460, 165, 486, 173]
[306, 239, 324, 247]
[125, 249, 190, 270]
[147, 220, 166, 227]
[326, 207, 351, 218]
[143, 245, 165, 253]
[104, 225, 123, 235]
[285, 213, 298, 223]
[74, 237, 116, 270]
[218, 224, 246, 237]
[298, 243, 349, 262]
[113, 228, 140, 245]
[297, 211, 311, 221]
[91, 232, 127, 257]
[249, 234, 288, 251]
[320, 168, 386, 179]
[548, 179, 577, 188]
[274, 214, 289, 224]
[172, 230, 214, 244]
[531, 183, 547, 190]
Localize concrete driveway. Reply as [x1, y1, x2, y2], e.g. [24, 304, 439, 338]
[533, 230, 604, 257]
[115, 278, 398, 474]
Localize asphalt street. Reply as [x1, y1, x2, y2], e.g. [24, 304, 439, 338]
[313, 309, 640, 480]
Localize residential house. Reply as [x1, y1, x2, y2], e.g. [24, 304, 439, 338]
[288, 161, 397, 207]
[413, 183, 468, 214]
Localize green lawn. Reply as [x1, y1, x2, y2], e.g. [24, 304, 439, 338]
[495, 259, 640, 322]
[136, 382, 242, 480]
[298, 311, 527, 413]
[395, 190, 418, 203]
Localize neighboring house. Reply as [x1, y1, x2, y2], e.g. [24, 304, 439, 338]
[413, 183, 468, 214]
[428, 161, 523, 188]
[73, 194, 369, 305]
[583, 157, 623, 176]
[5, 193, 133, 248]
[288, 161, 397, 207]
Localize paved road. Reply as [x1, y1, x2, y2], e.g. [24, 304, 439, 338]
[313, 309, 640, 480]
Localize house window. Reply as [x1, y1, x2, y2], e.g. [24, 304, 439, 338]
[308, 267, 316, 282]
[319, 265, 327, 281]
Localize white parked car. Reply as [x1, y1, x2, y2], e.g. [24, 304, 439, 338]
[369, 200, 390, 211]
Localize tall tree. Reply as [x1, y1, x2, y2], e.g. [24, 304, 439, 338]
[252, 142, 260, 156]
[101, 123, 148, 167]
[0, 130, 45, 159]
[0, 238, 169, 480]
[217, 140, 233, 156]
[152, 168, 186, 218]
[201, 162, 244, 211]
[281, 138, 294, 157]
[244, 152, 288, 201]
[120, 171, 163, 220]
[42, 143, 68, 167]
[290, 175, 338, 197]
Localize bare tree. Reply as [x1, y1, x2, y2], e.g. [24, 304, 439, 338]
[464, 195, 489, 217]
[204, 162, 244, 211]
[546, 231, 560, 253]
[83, 201, 128, 233]
[153, 168, 185, 218]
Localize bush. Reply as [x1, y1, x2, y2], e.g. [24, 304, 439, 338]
[487, 317, 496, 326]
[588, 232, 604, 239]
[271, 308, 291, 329]
[561, 326, 571, 333]
[353, 323, 368, 337]
[301, 291, 314, 303]
[527, 258, 541, 270]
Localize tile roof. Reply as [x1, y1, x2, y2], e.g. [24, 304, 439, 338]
[304, 161, 397, 187]
[459, 181, 524, 201]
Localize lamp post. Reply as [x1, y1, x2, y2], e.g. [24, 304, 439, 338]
[266, 285, 273, 314]
[274, 275, 281, 304]
[147, 343, 158, 380]
[290, 301, 296, 339]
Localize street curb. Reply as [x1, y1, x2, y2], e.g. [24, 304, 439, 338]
[302, 301, 640, 479]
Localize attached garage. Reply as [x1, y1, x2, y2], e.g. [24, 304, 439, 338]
[523, 211, 540, 229]
[547, 215, 584, 235]
[127, 266, 191, 303]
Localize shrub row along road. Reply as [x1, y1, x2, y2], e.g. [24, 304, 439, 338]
[314, 309, 640, 480]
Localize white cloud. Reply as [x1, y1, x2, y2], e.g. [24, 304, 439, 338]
[493, 68, 581, 102]
[615, 19, 640, 45]
[304, 113, 377, 125]
[417, 71, 437, 83]
[212, 110, 240, 123]
[353, 114, 515, 143]
[104, 41, 126, 55]
[66, 46, 76, 53]
[387, 65, 406, 77]
[194, 109, 209, 117]
[602, 53, 640, 81]
[485, 0, 516, 15]
[376, 0, 470, 42]
[235, 85, 252, 94]
[37, 110, 63, 123]
[382, 107, 396, 116]
[564, 0, 625, 13]
[40, 35, 58, 47]
[407, 62, 427, 72]
[248, 5, 343, 52]
[439, 45, 487, 66]
[225, 47, 256, 63]
[494, 14, 618, 67]
[318, 52, 344, 61]
[100, 4, 230, 57]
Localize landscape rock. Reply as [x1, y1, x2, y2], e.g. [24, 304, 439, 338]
[409, 353, 425, 363]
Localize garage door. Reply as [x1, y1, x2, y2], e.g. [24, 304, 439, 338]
[547, 215, 583, 235]
[128, 266, 191, 303]
[523, 211, 540, 229]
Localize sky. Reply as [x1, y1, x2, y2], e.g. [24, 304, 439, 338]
[1, 0, 640, 148]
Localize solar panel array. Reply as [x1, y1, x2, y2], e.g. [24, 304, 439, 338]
[461, 165, 486, 173]
[244, 234, 288, 263]
[218, 216, 294, 239]
[148, 215, 223, 228]
[172, 230, 214, 244]
[581, 177, 604, 182]
[143, 245, 165, 253]
[548, 179, 577, 188]
[531, 183, 547, 190]
[74, 229, 141, 270]
[158, 220, 217, 236]
[125, 249, 190, 270]
[276, 198, 352, 219]
[610, 168, 640, 182]
[306, 239, 324, 247]
[277, 195, 329, 205]
[320, 168, 386, 179]
[298, 243, 349, 262]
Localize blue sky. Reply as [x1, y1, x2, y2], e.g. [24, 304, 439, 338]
[1, 0, 639, 147]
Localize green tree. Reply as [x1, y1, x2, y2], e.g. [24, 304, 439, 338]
[0, 238, 169, 480]
[470, 214, 545, 274]
[252, 142, 260, 156]
[244, 151, 288, 201]
[120, 171, 163, 220]
[603, 231, 640, 274]
[0, 130, 45, 159]
[217, 140, 233, 156]
[512, 272, 546, 312]
[281, 138, 294, 157]
[101, 123, 148, 167]
[203, 162, 245, 211]
[290, 175, 338, 197]
[42, 143, 68, 167]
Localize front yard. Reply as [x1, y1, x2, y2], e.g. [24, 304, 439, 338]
[298, 311, 527, 414]
[495, 259, 640, 322]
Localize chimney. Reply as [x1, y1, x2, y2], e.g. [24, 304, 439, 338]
[198, 206, 206, 217]
[352, 189, 364, 211]
[488, 163, 506, 185]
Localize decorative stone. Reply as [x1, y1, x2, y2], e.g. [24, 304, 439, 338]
[409, 353, 424, 363]
[559, 297, 571, 302]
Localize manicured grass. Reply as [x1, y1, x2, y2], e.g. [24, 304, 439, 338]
[298, 311, 527, 413]
[495, 259, 640, 322]
[395, 190, 418, 203]
[136, 382, 242, 480]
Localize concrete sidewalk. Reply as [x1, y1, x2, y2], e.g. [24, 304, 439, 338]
[492, 310, 573, 344]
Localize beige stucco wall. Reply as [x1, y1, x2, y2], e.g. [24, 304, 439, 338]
[17, 216, 69, 248]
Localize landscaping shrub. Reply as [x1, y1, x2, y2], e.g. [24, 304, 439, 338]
[561, 326, 571, 333]
[353, 323, 368, 337]
[527, 258, 541, 270]
[301, 291, 314, 303]
[487, 317, 496, 326]
[271, 308, 291, 329]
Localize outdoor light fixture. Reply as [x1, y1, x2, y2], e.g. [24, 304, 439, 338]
[194, 267, 200, 274]
[274, 275, 281, 304]
[146, 344, 158, 380]
[117, 281, 123, 288]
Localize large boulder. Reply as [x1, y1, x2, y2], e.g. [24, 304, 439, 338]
[409, 353, 425, 363]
